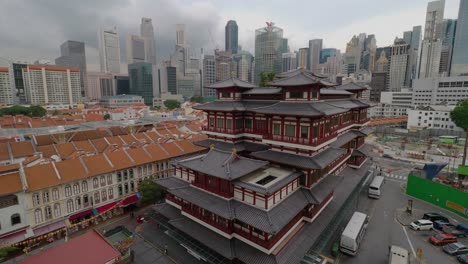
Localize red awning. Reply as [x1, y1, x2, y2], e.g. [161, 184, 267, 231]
[33, 221, 66, 237]
[119, 194, 140, 207]
[69, 209, 93, 221]
[95, 202, 117, 214]
[0, 230, 27, 245]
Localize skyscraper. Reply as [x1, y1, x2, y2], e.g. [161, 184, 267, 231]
[297, 48, 308, 69]
[128, 62, 153, 104]
[282, 52, 296, 72]
[215, 50, 232, 82]
[176, 24, 186, 47]
[320, 48, 338, 64]
[406, 26, 422, 86]
[418, 0, 445, 78]
[451, 0, 468, 76]
[55, 40, 87, 97]
[225, 20, 238, 54]
[254, 23, 287, 84]
[203, 55, 216, 97]
[439, 19, 457, 75]
[140, 17, 157, 64]
[361, 34, 377, 72]
[308, 39, 322, 72]
[232, 51, 254, 82]
[388, 38, 409, 91]
[370, 50, 390, 102]
[126, 35, 146, 64]
[98, 28, 121, 74]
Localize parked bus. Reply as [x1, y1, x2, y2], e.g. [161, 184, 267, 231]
[388, 245, 409, 264]
[340, 212, 369, 255]
[368, 176, 385, 199]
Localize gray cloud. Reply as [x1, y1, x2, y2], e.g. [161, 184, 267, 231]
[0, 0, 223, 68]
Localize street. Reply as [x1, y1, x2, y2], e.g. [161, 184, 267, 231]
[339, 169, 468, 264]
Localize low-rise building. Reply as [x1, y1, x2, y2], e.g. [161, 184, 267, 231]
[369, 103, 410, 118]
[412, 76, 468, 106]
[153, 93, 184, 109]
[407, 105, 462, 131]
[99, 94, 144, 108]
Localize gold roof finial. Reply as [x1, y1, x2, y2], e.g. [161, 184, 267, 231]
[210, 144, 215, 150]
[232, 148, 237, 155]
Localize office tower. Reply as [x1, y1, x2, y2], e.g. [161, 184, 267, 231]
[177, 74, 196, 98]
[232, 51, 254, 82]
[214, 50, 232, 81]
[282, 52, 296, 72]
[361, 34, 377, 72]
[254, 23, 287, 84]
[225, 20, 239, 54]
[0, 67, 13, 104]
[86, 72, 115, 101]
[388, 38, 409, 91]
[176, 24, 186, 46]
[418, 0, 445, 78]
[406, 26, 422, 86]
[370, 51, 390, 102]
[316, 50, 342, 82]
[308, 39, 322, 71]
[297, 48, 308, 69]
[140, 17, 157, 64]
[203, 55, 216, 97]
[98, 28, 121, 74]
[451, 0, 468, 76]
[439, 19, 457, 75]
[23, 65, 81, 105]
[114, 74, 130, 95]
[55, 40, 87, 97]
[126, 35, 146, 64]
[320, 48, 338, 64]
[167, 66, 177, 95]
[344, 36, 361, 74]
[128, 62, 153, 105]
[403, 31, 413, 45]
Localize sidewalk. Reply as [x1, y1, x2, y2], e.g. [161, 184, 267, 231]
[4, 206, 176, 264]
[395, 208, 425, 226]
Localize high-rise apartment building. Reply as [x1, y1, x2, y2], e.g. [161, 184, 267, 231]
[86, 72, 115, 101]
[232, 51, 254, 83]
[203, 55, 216, 97]
[418, 0, 445, 78]
[254, 23, 287, 84]
[451, 0, 468, 76]
[128, 62, 153, 105]
[439, 19, 457, 75]
[297, 48, 308, 69]
[176, 24, 186, 47]
[388, 39, 409, 91]
[126, 35, 146, 64]
[55, 40, 87, 97]
[308, 39, 322, 72]
[225, 20, 238, 54]
[98, 28, 121, 74]
[0, 67, 13, 105]
[140, 17, 157, 64]
[23, 65, 82, 105]
[281, 52, 296, 73]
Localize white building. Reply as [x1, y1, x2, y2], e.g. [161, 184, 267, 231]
[0, 67, 14, 105]
[380, 89, 413, 107]
[98, 28, 121, 74]
[23, 65, 82, 105]
[308, 39, 322, 72]
[153, 92, 184, 108]
[412, 76, 468, 106]
[388, 39, 409, 91]
[109, 107, 137, 121]
[140, 17, 157, 65]
[126, 35, 146, 64]
[297, 48, 308, 69]
[407, 105, 462, 131]
[99, 94, 144, 108]
[86, 72, 115, 101]
[0, 171, 28, 240]
[369, 103, 410, 118]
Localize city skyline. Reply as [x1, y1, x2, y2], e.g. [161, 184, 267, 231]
[0, 0, 461, 72]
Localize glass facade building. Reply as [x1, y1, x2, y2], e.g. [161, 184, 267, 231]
[451, 0, 468, 76]
[320, 48, 338, 64]
[225, 20, 238, 54]
[254, 25, 287, 84]
[128, 62, 153, 105]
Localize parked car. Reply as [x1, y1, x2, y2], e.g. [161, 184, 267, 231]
[457, 253, 468, 264]
[443, 224, 468, 238]
[434, 220, 456, 231]
[443, 243, 468, 256]
[429, 233, 457, 246]
[382, 154, 394, 159]
[410, 220, 433, 231]
[423, 212, 449, 223]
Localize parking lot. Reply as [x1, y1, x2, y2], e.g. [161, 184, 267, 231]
[339, 156, 468, 264]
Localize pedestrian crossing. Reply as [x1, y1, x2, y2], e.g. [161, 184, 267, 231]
[381, 173, 407, 181]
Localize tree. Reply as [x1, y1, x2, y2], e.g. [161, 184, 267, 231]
[190, 96, 203, 103]
[138, 179, 165, 204]
[259, 72, 276, 87]
[164, 99, 181, 110]
[29, 105, 46, 117]
[103, 113, 111, 120]
[450, 99, 468, 184]
[52, 110, 60, 116]
[0, 105, 46, 117]
[0, 246, 19, 261]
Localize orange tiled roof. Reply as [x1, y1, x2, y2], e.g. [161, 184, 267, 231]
[144, 144, 171, 161]
[55, 143, 76, 158]
[0, 172, 23, 195]
[90, 138, 109, 153]
[159, 142, 184, 157]
[10, 141, 34, 158]
[175, 140, 205, 153]
[81, 154, 114, 176]
[0, 163, 20, 174]
[0, 142, 10, 161]
[126, 147, 153, 166]
[24, 163, 60, 191]
[105, 151, 134, 170]
[55, 158, 88, 183]
[105, 136, 125, 147]
[73, 140, 96, 153]
[36, 145, 57, 158]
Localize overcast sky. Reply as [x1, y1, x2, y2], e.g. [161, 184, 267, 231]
[0, 0, 461, 71]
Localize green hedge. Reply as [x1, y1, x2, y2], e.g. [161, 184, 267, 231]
[406, 175, 468, 219]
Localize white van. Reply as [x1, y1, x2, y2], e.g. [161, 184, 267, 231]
[340, 212, 369, 255]
[388, 245, 409, 264]
[410, 219, 433, 231]
[368, 176, 385, 199]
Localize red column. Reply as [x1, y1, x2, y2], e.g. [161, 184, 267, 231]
[224, 113, 227, 132]
[281, 117, 285, 141]
[253, 192, 256, 205]
[295, 117, 300, 143]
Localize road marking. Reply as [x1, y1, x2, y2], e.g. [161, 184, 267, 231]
[402, 226, 417, 257]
